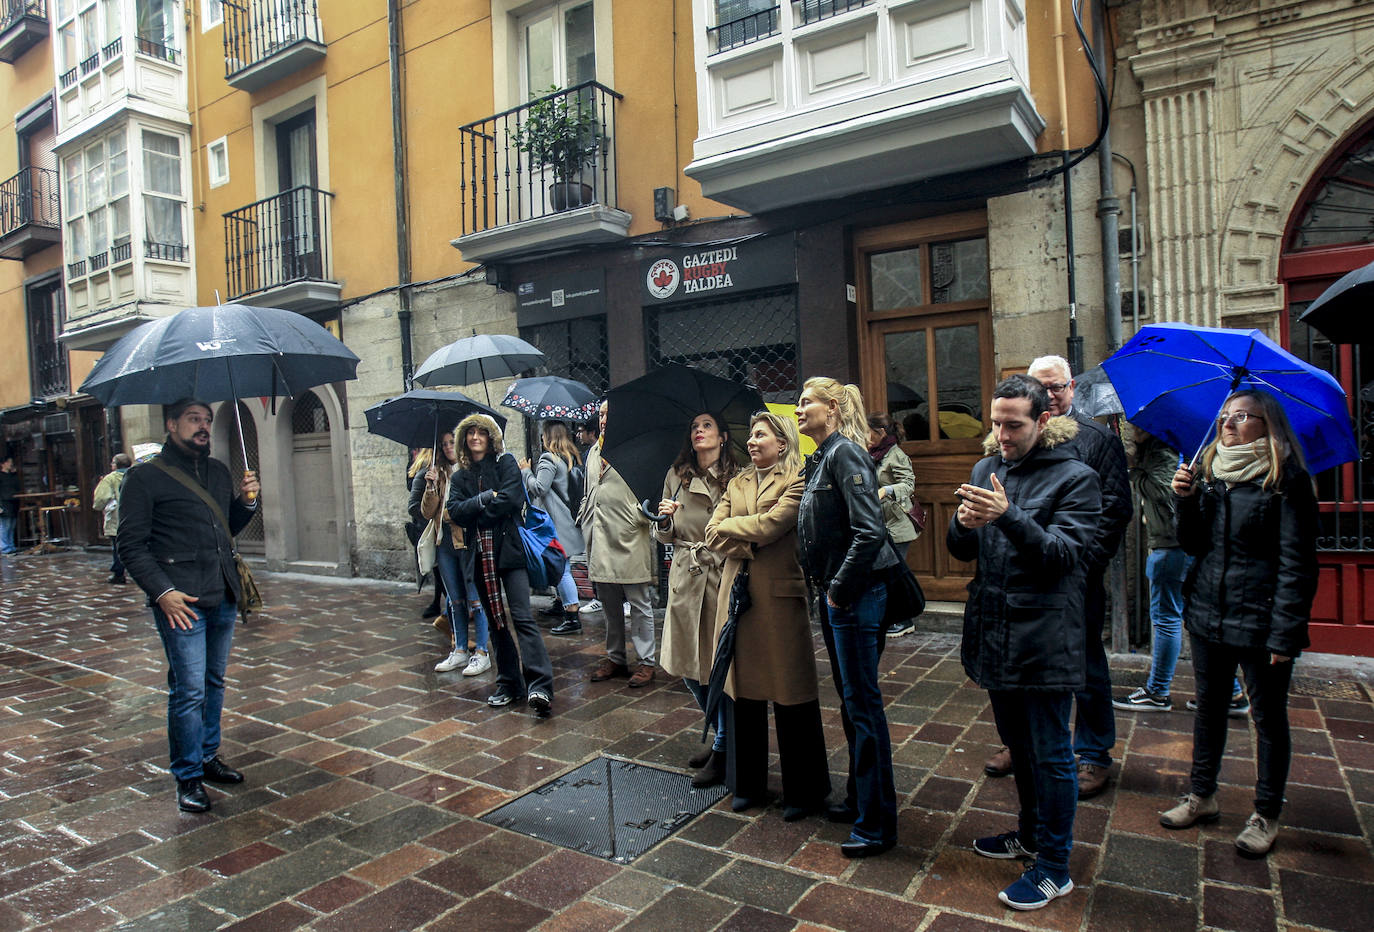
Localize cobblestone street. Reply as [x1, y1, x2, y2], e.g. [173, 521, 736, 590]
[1, 551, 1371, 931]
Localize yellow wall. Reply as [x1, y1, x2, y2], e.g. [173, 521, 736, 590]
[1027, 0, 1107, 153]
[0, 32, 62, 409]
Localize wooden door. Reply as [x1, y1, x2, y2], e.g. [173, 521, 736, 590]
[856, 212, 994, 601]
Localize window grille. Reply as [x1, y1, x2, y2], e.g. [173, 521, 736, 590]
[229, 401, 264, 551]
[291, 392, 329, 434]
[519, 316, 611, 398]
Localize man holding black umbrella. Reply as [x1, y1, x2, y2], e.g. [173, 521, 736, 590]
[118, 400, 260, 813]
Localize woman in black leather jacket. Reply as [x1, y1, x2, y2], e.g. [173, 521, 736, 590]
[796, 377, 899, 858]
[1159, 390, 1318, 858]
[447, 413, 555, 717]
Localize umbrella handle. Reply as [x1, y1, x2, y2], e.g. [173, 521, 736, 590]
[225, 363, 257, 502]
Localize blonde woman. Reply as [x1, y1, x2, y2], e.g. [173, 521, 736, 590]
[522, 421, 586, 634]
[656, 412, 737, 787]
[706, 410, 829, 817]
[1160, 390, 1318, 857]
[796, 377, 900, 858]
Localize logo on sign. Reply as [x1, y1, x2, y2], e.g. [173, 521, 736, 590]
[196, 339, 236, 351]
[646, 259, 680, 300]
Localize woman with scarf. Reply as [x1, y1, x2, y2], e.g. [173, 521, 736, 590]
[868, 413, 918, 637]
[656, 412, 737, 787]
[447, 414, 555, 717]
[1159, 390, 1318, 857]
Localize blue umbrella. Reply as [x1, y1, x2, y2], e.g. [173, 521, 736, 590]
[1101, 322, 1357, 474]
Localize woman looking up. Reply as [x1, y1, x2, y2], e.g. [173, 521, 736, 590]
[656, 412, 737, 787]
[796, 377, 899, 858]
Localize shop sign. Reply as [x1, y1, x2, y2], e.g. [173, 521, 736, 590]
[515, 269, 606, 326]
[641, 235, 795, 305]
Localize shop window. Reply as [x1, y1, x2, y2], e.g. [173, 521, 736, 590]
[645, 286, 799, 403]
[520, 315, 610, 397]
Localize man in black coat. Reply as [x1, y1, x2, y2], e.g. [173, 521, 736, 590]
[949, 375, 1101, 910]
[983, 355, 1131, 798]
[118, 400, 260, 813]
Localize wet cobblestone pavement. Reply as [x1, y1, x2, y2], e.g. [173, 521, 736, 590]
[1, 551, 1372, 931]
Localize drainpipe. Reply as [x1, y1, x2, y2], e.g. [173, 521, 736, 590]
[1094, 0, 1122, 354]
[1054, 1, 1083, 374]
[388, 0, 414, 390]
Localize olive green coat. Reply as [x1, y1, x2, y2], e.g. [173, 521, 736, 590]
[578, 448, 655, 584]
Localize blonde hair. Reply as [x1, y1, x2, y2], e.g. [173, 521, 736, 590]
[542, 421, 583, 469]
[1200, 390, 1307, 491]
[802, 376, 868, 448]
[407, 447, 432, 478]
[750, 410, 801, 474]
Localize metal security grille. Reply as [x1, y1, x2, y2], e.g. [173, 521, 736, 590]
[520, 316, 611, 397]
[231, 401, 264, 553]
[291, 392, 329, 434]
[646, 287, 799, 403]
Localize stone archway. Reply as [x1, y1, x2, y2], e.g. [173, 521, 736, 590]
[271, 383, 353, 574]
[210, 400, 265, 556]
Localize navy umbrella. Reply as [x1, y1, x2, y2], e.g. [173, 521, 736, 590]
[501, 375, 598, 422]
[365, 389, 506, 450]
[702, 568, 751, 742]
[1296, 259, 1374, 344]
[413, 332, 544, 404]
[80, 303, 360, 469]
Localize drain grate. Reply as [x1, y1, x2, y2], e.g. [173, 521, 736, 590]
[480, 755, 727, 863]
[1290, 676, 1367, 700]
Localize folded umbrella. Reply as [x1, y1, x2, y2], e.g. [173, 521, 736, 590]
[365, 389, 505, 450]
[1101, 322, 1357, 473]
[413, 332, 544, 404]
[702, 568, 751, 742]
[601, 365, 765, 511]
[1071, 364, 1124, 419]
[501, 375, 598, 422]
[1296, 259, 1374, 345]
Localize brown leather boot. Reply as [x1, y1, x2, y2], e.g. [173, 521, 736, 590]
[984, 746, 1013, 777]
[692, 749, 726, 787]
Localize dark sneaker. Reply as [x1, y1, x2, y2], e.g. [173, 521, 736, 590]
[1112, 686, 1172, 712]
[1186, 694, 1250, 718]
[973, 830, 1036, 860]
[885, 619, 914, 638]
[487, 688, 523, 708]
[177, 779, 211, 813]
[998, 865, 1074, 910]
[1077, 761, 1110, 799]
[528, 691, 552, 718]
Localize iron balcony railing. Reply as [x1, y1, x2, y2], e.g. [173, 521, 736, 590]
[709, 5, 779, 54]
[0, 0, 45, 32]
[0, 166, 60, 236]
[222, 0, 322, 78]
[223, 184, 334, 299]
[458, 81, 621, 238]
[794, 0, 871, 27]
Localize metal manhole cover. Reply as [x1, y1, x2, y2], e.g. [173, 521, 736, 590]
[480, 755, 727, 863]
[1289, 677, 1367, 700]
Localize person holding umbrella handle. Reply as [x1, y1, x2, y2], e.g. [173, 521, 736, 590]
[1159, 389, 1319, 858]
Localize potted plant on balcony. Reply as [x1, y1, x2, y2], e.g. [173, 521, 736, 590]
[512, 86, 601, 211]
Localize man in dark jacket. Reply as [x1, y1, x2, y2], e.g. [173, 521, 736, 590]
[948, 375, 1101, 910]
[118, 400, 259, 813]
[0, 454, 20, 555]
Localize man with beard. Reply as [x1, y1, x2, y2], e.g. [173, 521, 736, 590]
[118, 400, 260, 812]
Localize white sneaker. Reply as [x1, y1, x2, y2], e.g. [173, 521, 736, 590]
[579, 599, 604, 615]
[434, 648, 468, 672]
[462, 652, 491, 676]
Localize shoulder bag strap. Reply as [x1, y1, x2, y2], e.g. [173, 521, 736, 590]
[151, 457, 236, 545]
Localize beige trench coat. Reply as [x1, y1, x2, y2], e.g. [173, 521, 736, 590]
[705, 463, 819, 705]
[578, 448, 655, 584]
[655, 467, 725, 682]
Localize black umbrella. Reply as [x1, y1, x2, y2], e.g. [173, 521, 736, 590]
[1297, 260, 1374, 344]
[702, 568, 751, 742]
[501, 376, 598, 422]
[413, 332, 545, 404]
[601, 365, 765, 512]
[365, 389, 505, 450]
[80, 303, 360, 468]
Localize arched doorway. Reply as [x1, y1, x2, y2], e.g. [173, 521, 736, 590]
[1279, 120, 1374, 656]
[289, 390, 338, 563]
[211, 401, 265, 557]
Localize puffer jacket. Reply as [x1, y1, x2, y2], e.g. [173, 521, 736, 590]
[946, 416, 1102, 691]
[445, 414, 524, 572]
[798, 431, 898, 607]
[1177, 466, 1318, 657]
[1061, 408, 1131, 571]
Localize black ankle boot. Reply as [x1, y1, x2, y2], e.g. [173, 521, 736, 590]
[551, 612, 582, 636]
[692, 749, 726, 788]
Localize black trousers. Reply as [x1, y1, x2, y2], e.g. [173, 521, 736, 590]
[727, 696, 831, 807]
[488, 567, 554, 698]
[1189, 633, 1294, 818]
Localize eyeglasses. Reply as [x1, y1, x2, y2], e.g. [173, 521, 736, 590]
[1042, 382, 1071, 394]
[1217, 412, 1265, 427]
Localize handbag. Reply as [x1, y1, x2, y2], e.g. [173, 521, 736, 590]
[151, 458, 264, 619]
[882, 540, 926, 625]
[416, 519, 439, 577]
[517, 480, 568, 589]
[906, 498, 928, 538]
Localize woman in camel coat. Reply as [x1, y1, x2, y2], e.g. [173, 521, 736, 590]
[705, 410, 830, 818]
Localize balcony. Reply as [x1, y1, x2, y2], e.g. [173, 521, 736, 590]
[452, 82, 629, 264]
[223, 0, 325, 93]
[0, 0, 46, 64]
[686, 0, 1044, 213]
[0, 167, 60, 260]
[224, 185, 339, 311]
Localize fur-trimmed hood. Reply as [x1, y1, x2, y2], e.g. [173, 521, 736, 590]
[454, 413, 505, 469]
[980, 414, 1080, 457]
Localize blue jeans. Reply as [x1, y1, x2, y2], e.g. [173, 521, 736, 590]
[1073, 568, 1116, 768]
[684, 677, 727, 753]
[154, 600, 237, 782]
[989, 689, 1077, 877]
[0, 514, 17, 554]
[555, 563, 579, 607]
[435, 541, 489, 653]
[819, 581, 897, 846]
[1146, 548, 1192, 696]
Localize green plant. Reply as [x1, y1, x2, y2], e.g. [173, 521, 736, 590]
[512, 86, 601, 184]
